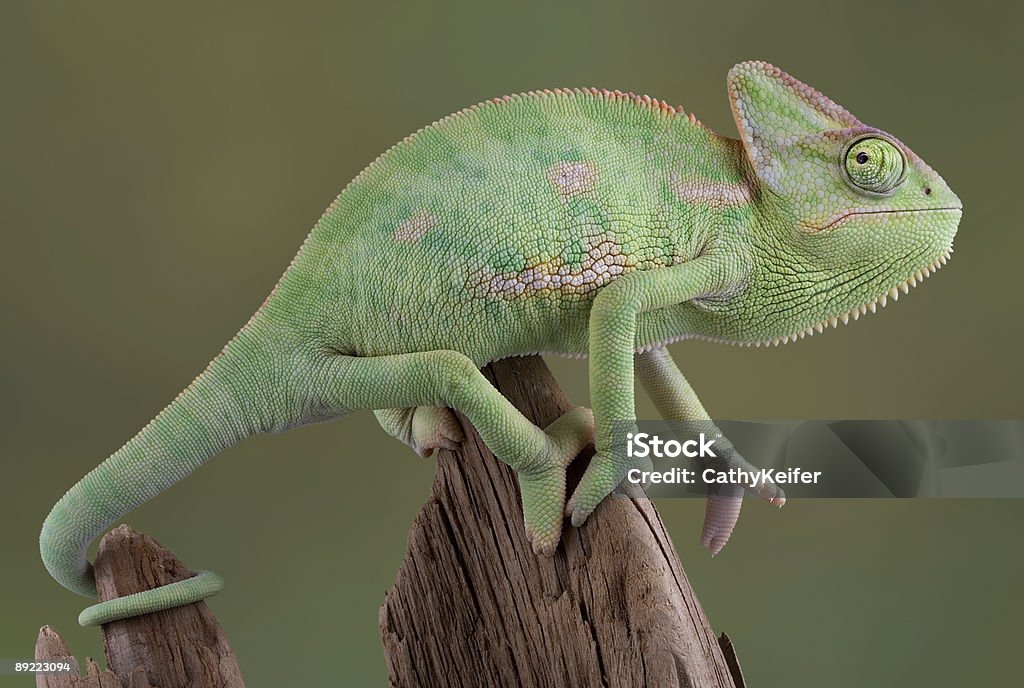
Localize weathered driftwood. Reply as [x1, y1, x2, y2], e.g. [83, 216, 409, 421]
[36, 525, 244, 688]
[35, 356, 743, 687]
[380, 355, 744, 688]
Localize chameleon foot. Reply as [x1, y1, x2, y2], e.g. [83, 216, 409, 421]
[697, 444, 785, 554]
[519, 464, 567, 556]
[409, 406, 465, 457]
[377, 406, 465, 458]
[519, 406, 594, 555]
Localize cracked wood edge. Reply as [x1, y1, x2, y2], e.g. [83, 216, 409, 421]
[380, 355, 740, 688]
[35, 626, 144, 688]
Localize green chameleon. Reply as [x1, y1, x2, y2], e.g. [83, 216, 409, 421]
[40, 61, 961, 627]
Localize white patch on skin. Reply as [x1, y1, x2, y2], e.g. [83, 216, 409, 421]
[669, 173, 752, 206]
[477, 238, 631, 298]
[394, 209, 438, 242]
[548, 161, 597, 197]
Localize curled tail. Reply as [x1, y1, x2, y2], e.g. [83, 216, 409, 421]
[40, 324, 294, 626]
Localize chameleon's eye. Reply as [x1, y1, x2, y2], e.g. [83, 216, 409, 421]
[843, 136, 905, 195]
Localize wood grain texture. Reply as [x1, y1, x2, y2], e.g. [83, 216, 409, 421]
[380, 355, 741, 688]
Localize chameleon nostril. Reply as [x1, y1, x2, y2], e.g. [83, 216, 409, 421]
[925, 187, 932, 195]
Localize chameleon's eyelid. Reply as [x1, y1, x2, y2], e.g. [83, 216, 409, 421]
[839, 134, 907, 197]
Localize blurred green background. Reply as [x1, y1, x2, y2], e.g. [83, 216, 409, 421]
[2, 1, 1021, 685]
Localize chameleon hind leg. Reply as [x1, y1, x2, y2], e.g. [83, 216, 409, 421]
[374, 406, 465, 457]
[319, 350, 594, 554]
[636, 347, 785, 555]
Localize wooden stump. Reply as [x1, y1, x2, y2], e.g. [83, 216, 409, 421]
[35, 526, 244, 688]
[380, 355, 745, 688]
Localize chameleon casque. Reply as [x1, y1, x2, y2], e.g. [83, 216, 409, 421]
[41, 61, 961, 626]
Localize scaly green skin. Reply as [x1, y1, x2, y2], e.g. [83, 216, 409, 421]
[40, 61, 962, 626]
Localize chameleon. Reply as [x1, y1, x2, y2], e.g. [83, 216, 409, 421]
[40, 61, 961, 627]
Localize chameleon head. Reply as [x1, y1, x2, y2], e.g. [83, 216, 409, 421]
[720, 61, 962, 345]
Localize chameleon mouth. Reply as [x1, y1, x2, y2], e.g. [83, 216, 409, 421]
[810, 207, 962, 232]
[746, 245, 954, 348]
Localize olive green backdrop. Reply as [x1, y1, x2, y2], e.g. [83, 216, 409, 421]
[2, 1, 1021, 685]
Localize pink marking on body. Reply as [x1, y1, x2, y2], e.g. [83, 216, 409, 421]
[669, 173, 752, 206]
[548, 160, 597, 197]
[394, 209, 438, 242]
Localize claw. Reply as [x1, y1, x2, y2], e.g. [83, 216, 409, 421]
[567, 500, 588, 528]
[518, 406, 594, 556]
[519, 465, 566, 556]
[748, 476, 786, 506]
[565, 450, 629, 527]
[701, 491, 743, 555]
[526, 525, 558, 557]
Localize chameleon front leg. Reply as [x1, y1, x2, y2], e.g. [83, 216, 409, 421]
[566, 255, 739, 527]
[635, 346, 785, 555]
[374, 407, 465, 457]
[317, 350, 593, 553]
